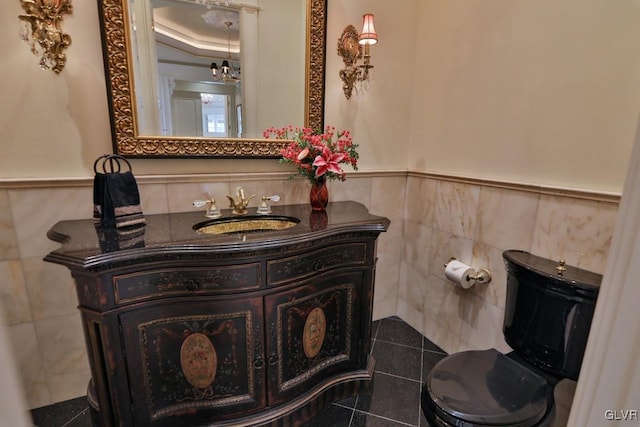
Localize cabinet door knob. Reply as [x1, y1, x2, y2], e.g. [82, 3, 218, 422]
[253, 357, 265, 369]
[184, 280, 200, 292]
[268, 353, 279, 365]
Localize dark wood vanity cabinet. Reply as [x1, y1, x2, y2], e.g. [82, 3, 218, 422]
[264, 270, 366, 406]
[45, 202, 389, 426]
[119, 296, 266, 426]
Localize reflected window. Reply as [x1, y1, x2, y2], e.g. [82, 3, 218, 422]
[201, 93, 229, 137]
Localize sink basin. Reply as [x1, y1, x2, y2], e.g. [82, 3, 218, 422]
[194, 215, 300, 235]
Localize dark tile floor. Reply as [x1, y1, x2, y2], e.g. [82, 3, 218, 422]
[31, 316, 447, 427]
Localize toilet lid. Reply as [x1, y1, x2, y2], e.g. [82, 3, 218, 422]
[426, 349, 549, 426]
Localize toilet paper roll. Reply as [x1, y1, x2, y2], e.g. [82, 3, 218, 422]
[444, 260, 475, 289]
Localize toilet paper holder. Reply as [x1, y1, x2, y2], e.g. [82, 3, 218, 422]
[445, 257, 492, 284]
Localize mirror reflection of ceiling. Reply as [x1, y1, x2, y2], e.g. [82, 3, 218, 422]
[152, 0, 240, 67]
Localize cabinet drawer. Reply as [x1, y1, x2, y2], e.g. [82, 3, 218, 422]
[267, 243, 367, 285]
[114, 264, 261, 303]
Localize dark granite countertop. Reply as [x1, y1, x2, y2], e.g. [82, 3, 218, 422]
[44, 201, 390, 270]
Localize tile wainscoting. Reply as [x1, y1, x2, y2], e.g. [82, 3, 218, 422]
[0, 171, 619, 409]
[400, 173, 619, 354]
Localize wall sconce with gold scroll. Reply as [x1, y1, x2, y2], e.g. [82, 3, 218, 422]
[337, 14, 378, 99]
[19, 0, 73, 74]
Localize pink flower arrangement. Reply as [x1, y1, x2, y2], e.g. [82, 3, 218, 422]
[263, 125, 359, 184]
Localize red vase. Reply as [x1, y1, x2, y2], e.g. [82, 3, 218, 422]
[309, 179, 329, 211]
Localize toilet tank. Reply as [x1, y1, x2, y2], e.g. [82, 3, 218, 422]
[502, 250, 601, 381]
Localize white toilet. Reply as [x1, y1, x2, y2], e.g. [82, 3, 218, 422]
[421, 250, 601, 427]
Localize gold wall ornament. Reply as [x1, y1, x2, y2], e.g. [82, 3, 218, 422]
[19, 0, 72, 74]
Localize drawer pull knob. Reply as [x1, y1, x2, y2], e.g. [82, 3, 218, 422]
[184, 280, 200, 292]
[314, 260, 325, 271]
[268, 353, 279, 365]
[254, 357, 265, 369]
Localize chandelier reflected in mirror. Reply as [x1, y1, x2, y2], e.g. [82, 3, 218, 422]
[210, 21, 240, 84]
[196, 0, 231, 8]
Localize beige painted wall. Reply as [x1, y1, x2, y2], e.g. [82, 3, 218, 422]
[324, 0, 417, 173]
[1, 0, 413, 179]
[408, 0, 640, 193]
[3, 1, 637, 191]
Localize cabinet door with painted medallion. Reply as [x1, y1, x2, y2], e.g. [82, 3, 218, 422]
[119, 297, 265, 426]
[264, 271, 365, 405]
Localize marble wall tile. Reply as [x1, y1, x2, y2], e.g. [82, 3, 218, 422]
[425, 275, 466, 340]
[398, 261, 428, 315]
[531, 195, 618, 274]
[370, 176, 406, 220]
[421, 272, 465, 354]
[456, 338, 478, 353]
[166, 182, 231, 214]
[374, 262, 399, 305]
[138, 183, 169, 215]
[402, 175, 619, 356]
[422, 317, 461, 355]
[402, 221, 433, 276]
[404, 176, 437, 225]
[7, 322, 50, 409]
[433, 181, 480, 240]
[35, 314, 88, 376]
[471, 243, 509, 309]
[281, 178, 311, 205]
[9, 188, 93, 258]
[427, 229, 474, 282]
[372, 297, 397, 322]
[46, 370, 92, 404]
[22, 258, 77, 321]
[494, 330, 512, 354]
[458, 331, 512, 354]
[0, 260, 31, 325]
[375, 220, 402, 303]
[396, 299, 424, 338]
[328, 176, 372, 207]
[459, 294, 505, 351]
[475, 186, 538, 250]
[377, 218, 402, 262]
[0, 190, 20, 260]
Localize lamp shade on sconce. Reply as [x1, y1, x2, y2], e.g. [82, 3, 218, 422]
[359, 14, 377, 45]
[338, 12, 378, 99]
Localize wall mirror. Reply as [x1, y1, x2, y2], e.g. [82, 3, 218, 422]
[98, 0, 327, 158]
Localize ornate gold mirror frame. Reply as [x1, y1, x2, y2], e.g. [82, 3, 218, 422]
[98, 0, 327, 158]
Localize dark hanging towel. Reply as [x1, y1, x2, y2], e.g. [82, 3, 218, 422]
[93, 154, 146, 229]
[94, 221, 146, 252]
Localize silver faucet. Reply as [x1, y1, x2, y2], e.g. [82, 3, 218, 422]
[226, 187, 255, 215]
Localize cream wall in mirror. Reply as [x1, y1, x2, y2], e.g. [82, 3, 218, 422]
[98, 0, 327, 158]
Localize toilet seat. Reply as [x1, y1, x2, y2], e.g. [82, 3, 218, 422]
[423, 349, 551, 427]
